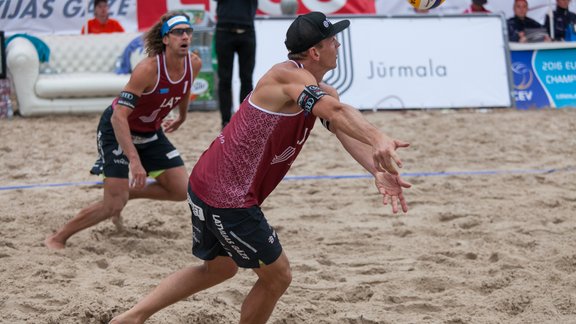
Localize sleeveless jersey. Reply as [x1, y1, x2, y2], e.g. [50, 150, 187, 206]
[113, 53, 193, 133]
[190, 65, 317, 208]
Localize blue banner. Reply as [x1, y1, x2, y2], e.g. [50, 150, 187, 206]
[511, 48, 576, 109]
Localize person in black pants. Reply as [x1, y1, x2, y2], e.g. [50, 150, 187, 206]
[215, 0, 258, 128]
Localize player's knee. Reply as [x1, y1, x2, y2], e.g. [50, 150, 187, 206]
[270, 266, 292, 294]
[167, 179, 188, 201]
[102, 199, 127, 217]
[167, 186, 187, 201]
[106, 204, 125, 217]
[220, 264, 238, 279]
[159, 184, 186, 201]
[280, 267, 293, 289]
[173, 188, 187, 201]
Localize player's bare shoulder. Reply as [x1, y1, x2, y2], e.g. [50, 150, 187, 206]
[257, 61, 307, 85]
[132, 56, 158, 76]
[278, 61, 312, 84]
[126, 56, 159, 94]
[251, 61, 308, 113]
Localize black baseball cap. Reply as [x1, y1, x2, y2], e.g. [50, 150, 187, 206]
[285, 12, 350, 54]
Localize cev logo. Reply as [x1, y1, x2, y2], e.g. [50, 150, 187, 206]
[259, 0, 347, 15]
[511, 62, 534, 90]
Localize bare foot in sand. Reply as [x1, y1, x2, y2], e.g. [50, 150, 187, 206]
[109, 313, 141, 324]
[44, 234, 65, 250]
[112, 215, 124, 232]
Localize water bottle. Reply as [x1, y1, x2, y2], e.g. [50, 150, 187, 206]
[2, 94, 13, 119]
[565, 23, 576, 42]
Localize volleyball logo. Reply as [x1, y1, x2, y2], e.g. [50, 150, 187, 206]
[408, 0, 445, 10]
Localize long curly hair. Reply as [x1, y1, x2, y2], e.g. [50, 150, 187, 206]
[143, 11, 191, 57]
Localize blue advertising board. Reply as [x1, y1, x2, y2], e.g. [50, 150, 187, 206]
[510, 43, 576, 109]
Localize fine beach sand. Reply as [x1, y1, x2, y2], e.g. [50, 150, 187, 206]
[1, 108, 575, 323]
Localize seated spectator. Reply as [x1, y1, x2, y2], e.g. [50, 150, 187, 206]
[543, 0, 576, 41]
[81, 0, 125, 34]
[508, 0, 551, 42]
[463, 0, 491, 14]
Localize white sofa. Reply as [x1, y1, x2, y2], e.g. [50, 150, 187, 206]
[6, 32, 144, 117]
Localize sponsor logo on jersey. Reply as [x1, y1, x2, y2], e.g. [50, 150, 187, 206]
[189, 198, 205, 221]
[271, 146, 296, 165]
[112, 145, 123, 156]
[113, 158, 129, 165]
[213, 215, 250, 260]
[166, 149, 180, 159]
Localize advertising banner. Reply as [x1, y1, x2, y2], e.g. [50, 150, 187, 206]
[252, 15, 513, 109]
[511, 44, 576, 109]
[0, 0, 375, 35]
[0, 0, 138, 35]
[2, 0, 576, 35]
[137, 0, 375, 31]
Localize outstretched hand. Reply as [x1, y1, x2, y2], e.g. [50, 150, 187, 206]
[373, 138, 410, 175]
[375, 172, 412, 214]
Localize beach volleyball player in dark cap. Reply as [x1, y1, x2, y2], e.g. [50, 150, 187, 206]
[110, 12, 411, 324]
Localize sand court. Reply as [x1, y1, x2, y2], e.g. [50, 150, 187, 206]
[1, 108, 575, 323]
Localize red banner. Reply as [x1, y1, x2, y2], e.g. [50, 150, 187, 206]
[137, 0, 375, 31]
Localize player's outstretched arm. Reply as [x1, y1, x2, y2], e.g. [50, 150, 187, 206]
[275, 69, 407, 174]
[313, 91, 409, 175]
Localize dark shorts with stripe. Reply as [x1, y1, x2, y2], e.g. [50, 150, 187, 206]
[187, 185, 283, 268]
[95, 106, 184, 178]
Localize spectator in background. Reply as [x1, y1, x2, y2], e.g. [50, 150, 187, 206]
[544, 0, 576, 41]
[214, 0, 258, 129]
[81, 0, 125, 34]
[508, 0, 550, 42]
[463, 0, 491, 14]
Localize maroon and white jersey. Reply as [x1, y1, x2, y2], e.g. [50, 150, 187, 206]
[113, 53, 193, 133]
[190, 94, 317, 208]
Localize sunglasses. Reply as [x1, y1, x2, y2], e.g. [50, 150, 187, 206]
[169, 27, 194, 37]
